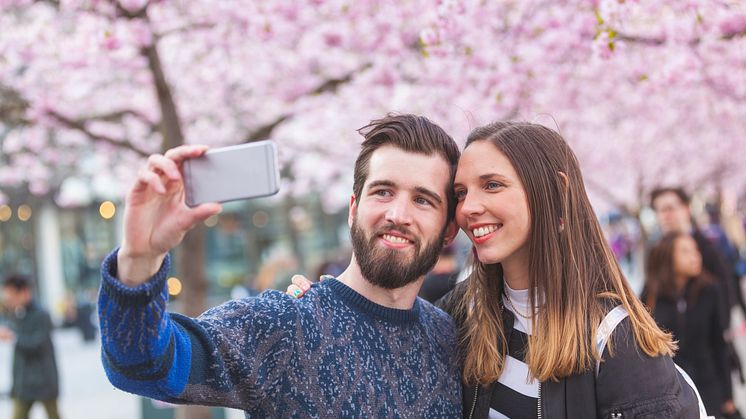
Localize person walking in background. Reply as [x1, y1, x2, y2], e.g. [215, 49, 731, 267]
[702, 203, 746, 323]
[651, 187, 745, 385]
[651, 187, 740, 320]
[643, 232, 741, 418]
[0, 274, 61, 419]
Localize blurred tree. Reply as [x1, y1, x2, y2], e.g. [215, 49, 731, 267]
[418, 0, 746, 222]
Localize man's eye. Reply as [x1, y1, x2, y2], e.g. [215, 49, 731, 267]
[375, 190, 392, 197]
[415, 197, 432, 206]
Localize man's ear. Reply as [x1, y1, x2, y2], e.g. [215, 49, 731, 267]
[348, 194, 358, 228]
[442, 221, 458, 247]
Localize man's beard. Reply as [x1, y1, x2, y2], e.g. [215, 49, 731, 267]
[350, 216, 445, 290]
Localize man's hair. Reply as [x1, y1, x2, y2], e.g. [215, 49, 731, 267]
[650, 187, 690, 208]
[353, 113, 460, 220]
[3, 274, 31, 291]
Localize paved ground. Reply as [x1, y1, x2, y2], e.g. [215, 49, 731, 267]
[0, 328, 243, 419]
[2, 313, 745, 419]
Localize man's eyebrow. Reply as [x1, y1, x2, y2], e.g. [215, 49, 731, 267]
[415, 186, 443, 205]
[367, 180, 395, 189]
[368, 180, 443, 205]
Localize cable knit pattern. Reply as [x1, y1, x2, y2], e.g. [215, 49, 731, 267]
[98, 249, 462, 418]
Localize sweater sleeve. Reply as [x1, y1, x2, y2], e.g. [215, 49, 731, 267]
[98, 248, 299, 411]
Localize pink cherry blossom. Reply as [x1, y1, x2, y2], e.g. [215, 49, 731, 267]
[0, 0, 743, 217]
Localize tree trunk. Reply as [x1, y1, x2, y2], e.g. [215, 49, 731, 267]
[177, 224, 209, 316]
[283, 195, 306, 272]
[144, 34, 213, 419]
[143, 43, 183, 151]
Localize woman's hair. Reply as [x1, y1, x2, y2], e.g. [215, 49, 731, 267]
[457, 121, 675, 385]
[644, 232, 709, 311]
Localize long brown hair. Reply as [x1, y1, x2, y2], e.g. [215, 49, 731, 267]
[644, 232, 709, 311]
[457, 121, 675, 384]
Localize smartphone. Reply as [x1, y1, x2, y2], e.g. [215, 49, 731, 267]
[183, 140, 280, 207]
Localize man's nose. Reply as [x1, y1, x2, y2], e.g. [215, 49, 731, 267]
[385, 198, 414, 226]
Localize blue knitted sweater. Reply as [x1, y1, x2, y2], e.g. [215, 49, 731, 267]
[98, 249, 462, 418]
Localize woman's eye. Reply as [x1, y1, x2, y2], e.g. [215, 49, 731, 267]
[454, 190, 466, 200]
[485, 181, 502, 190]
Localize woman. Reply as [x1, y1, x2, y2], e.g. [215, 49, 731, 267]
[644, 232, 737, 418]
[439, 121, 699, 418]
[290, 121, 701, 418]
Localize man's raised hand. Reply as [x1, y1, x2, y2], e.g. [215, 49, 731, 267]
[117, 145, 222, 286]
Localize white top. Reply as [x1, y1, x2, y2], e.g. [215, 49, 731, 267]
[502, 281, 538, 335]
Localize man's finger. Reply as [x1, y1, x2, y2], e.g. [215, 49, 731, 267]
[287, 284, 304, 299]
[164, 144, 209, 165]
[291, 274, 313, 292]
[137, 169, 166, 194]
[147, 154, 182, 181]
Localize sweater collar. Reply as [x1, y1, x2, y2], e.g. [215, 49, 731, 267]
[326, 278, 420, 324]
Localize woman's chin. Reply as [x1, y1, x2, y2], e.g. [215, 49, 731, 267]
[475, 252, 502, 265]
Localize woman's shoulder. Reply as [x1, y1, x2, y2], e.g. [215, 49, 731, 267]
[595, 316, 699, 418]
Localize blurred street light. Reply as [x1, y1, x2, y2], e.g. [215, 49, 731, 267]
[167, 277, 182, 296]
[17, 204, 32, 221]
[0, 205, 11, 222]
[99, 201, 116, 220]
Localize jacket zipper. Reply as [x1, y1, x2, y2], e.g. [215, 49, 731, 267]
[468, 385, 478, 419]
[537, 381, 542, 419]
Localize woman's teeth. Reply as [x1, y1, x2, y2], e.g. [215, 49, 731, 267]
[473, 225, 498, 238]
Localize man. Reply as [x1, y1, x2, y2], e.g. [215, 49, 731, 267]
[99, 114, 462, 417]
[0, 274, 61, 419]
[650, 187, 743, 418]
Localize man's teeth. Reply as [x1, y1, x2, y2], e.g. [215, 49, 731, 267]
[383, 234, 410, 244]
[472, 225, 498, 238]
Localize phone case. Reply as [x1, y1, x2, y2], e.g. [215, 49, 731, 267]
[183, 140, 280, 207]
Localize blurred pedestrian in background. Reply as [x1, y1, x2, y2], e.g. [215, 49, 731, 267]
[702, 203, 746, 323]
[643, 232, 740, 418]
[0, 274, 61, 419]
[651, 187, 745, 384]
